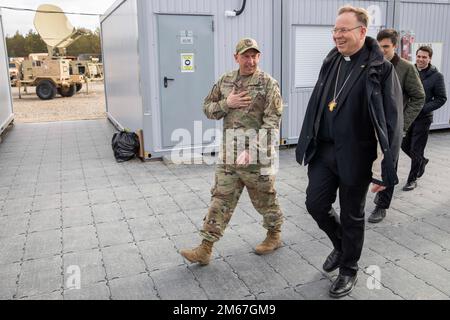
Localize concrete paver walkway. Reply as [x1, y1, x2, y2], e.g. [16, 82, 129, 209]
[1, 120, 449, 300]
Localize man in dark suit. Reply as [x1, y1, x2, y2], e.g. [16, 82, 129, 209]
[296, 5, 403, 298]
[368, 29, 425, 223]
[401, 46, 447, 191]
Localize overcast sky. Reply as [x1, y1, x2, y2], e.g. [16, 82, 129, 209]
[0, 0, 116, 36]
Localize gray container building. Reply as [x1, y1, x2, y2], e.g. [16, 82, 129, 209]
[0, 9, 14, 137]
[101, 0, 449, 158]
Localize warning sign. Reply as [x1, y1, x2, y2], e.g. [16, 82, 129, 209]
[181, 53, 195, 73]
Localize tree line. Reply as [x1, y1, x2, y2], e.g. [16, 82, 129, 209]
[6, 28, 102, 58]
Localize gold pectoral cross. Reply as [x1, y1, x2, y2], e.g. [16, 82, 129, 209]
[328, 100, 337, 112]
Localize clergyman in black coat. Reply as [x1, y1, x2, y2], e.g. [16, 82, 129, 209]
[295, 5, 403, 298]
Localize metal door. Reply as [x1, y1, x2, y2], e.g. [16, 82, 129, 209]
[157, 14, 215, 148]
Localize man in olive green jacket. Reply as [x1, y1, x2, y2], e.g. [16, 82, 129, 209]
[368, 29, 425, 223]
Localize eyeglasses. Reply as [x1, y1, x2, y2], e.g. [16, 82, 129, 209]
[331, 26, 363, 35]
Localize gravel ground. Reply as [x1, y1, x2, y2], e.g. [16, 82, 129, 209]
[11, 81, 107, 123]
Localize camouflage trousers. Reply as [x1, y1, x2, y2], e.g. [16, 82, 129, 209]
[200, 164, 283, 243]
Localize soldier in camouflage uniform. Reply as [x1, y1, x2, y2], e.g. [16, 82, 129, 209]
[180, 38, 284, 265]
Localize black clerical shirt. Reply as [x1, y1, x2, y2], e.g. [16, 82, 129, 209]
[318, 45, 368, 143]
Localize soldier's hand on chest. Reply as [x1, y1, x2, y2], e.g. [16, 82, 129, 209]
[227, 87, 252, 109]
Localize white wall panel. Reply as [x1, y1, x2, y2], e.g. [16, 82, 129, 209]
[101, 0, 143, 132]
[0, 11, 14, 135]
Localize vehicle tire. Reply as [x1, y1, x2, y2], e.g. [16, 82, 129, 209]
[76, 83, 83, 92]
[36, 80, 57, 100]
[58, 85, 76, 97]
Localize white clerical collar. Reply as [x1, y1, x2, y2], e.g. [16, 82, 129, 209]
[343, 56, 351, 62]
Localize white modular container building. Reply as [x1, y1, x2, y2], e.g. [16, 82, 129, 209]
[100, 0, 281, 159]
[280, 0, 391, 144]
[394, 0, 450, 130]
[0, 9, 14, 137]
[281, 0, 450, 144]
[101, 0, 450, 158]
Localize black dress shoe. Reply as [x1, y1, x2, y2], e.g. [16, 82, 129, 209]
[323, 249, 341, 272]
[368, 207, 386, 223]
[329, 274, 358, 298]
[402, 181, 417, 191]
[417, 158, 429, 178]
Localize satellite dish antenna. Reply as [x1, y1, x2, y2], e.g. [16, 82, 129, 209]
[34, 4, 84, 57]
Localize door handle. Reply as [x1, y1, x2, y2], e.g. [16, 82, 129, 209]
[164, 76, 175, 88]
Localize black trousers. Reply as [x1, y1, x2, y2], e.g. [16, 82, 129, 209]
[374, 160, 398, 209]
[306, 143, 370, 276]
[401, 117, 432, 183]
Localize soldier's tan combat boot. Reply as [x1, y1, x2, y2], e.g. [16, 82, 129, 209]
[180, 240, 213, 265]
[255, 230, 282, 255]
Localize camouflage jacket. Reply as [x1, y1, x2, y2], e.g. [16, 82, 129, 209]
[203, 69, 283, 165]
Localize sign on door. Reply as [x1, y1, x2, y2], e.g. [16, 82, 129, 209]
[181, 53, 195, 73]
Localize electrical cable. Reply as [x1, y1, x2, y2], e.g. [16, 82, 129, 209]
[234, 0, 247, 16]
[0, 6, 101, 16]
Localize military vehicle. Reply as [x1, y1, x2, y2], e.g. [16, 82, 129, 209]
[18, 54, 83, 99]
[16, 4, 86, 100]
[69, 57, 104, 92]
[9, 61, 19, 85]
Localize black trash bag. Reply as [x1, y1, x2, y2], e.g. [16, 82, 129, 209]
[111, 131, 140, 162]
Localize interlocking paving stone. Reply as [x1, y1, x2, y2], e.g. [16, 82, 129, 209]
[64, 282, 110, 300]
[295, 278, 352, 300]
[147, 195, 182, 214]
[33, 195, 61, 211]
[1, 121, 450, 300]
[152, 265, 208, 300]
[24, 230, 62, 261]
[96, 221, 133, 248]
[395, 256, 450, 296]
[138, 238, 185, 272]
[263, 247, 323, 286]
[109, 274, 158, 300]
[349, 276, 403, 300]
[128, 216, 167, 242]
[214, 228, 255, 257]
[17, 256, 63, 298]
[257, 288, 305, 300]
[88, 188, 117, 205]
[375, 262, 449, 300]
[2, 197, 34, 215]
[102, 243, 146, 279]
[138, 184, 168, 198]
[0, 263, 21, 299]
[63, 226, 99, 253]
[225, 254, 289, 295]
[113, 186, 143, 201]
[92, 203, 124, 224]
[20, 291, 64, 300]
[62, 206, 94, 229]
[190, 260, 253, 300]
[157, 212, 198, 236]
[29, 209, 61, 233]
[61, 191, 90, 208]
[0, 215, 29, 238]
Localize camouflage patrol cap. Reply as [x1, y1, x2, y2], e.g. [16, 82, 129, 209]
[235, 38, 261, 55]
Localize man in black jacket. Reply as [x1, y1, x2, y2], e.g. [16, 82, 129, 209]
[368, 29, 425, 223]
[401, 46, 447, 191]
[296, 6, 403, 298]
